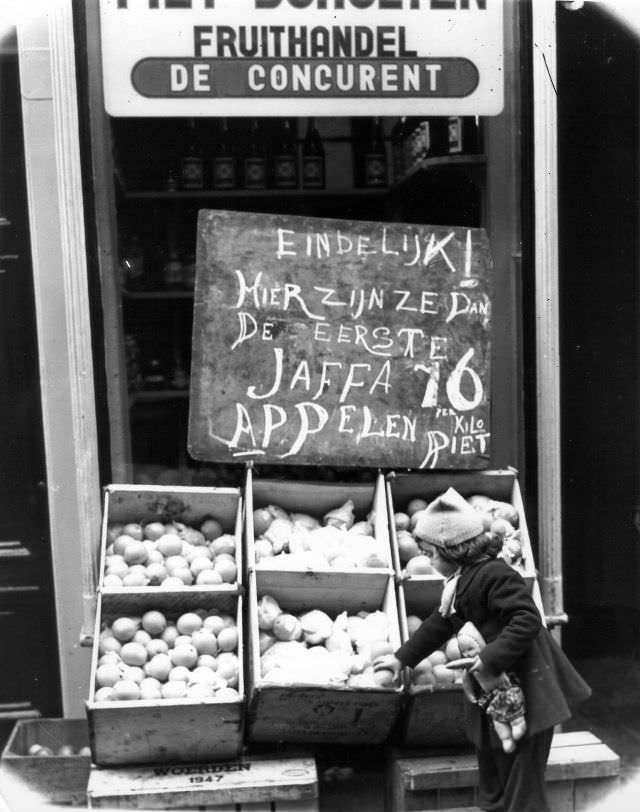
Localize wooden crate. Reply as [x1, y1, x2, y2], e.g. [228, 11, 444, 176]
[0, 718, 90, 806]
[247, 571, 404, 745]
[396, 580, 467, 749]
[86, 752, 318, 810]
[86, 589, 245, 767]
[246, 469, 392, 608]
[388, 731, 621, 812]
[386, 469, 536, 617]
[99, 484, 244, 593]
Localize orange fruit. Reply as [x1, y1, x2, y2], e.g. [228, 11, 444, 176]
[123, 539, 148, 566]
[122, 523, 144, 540]
[176, 612, 202, 635]
[112, 679, 141, 700]
[214, 557, 237, 583]
[216, 626, 238, 653]
[141, 610, 167, 636]
[111, 616, 139, 642]
[120, 642, 148, 667]
[200, 518, 223, 540]
[407, 498, 428, 516]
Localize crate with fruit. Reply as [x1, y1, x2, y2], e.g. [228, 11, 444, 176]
[246, 469, 392, 609]
[86, 589, 244, 766]
[246, 571, 403, 745]
[99, 484, 243, 596]
[387, 470, 536, 617]
[0, 718, 91, 806]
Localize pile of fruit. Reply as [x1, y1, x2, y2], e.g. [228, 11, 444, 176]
[26, 743, 91, 758]
[405, 614, 467, 690]
[102, 518, 237, 587]
[252, 500, 390, 570]
[94, 609, 241, 702]
[257, 594, 398, 689]
[394, 493, 525, 574]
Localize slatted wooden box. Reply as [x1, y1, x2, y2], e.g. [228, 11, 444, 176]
[245, 468, 392, 606]
[86, 589, 245, 767]
[396, 579, 468, 749]
[99, 484, 243, 593]
[388, 731, 621, 811]
[0, 718, 91, 806]
[386, 469, 536, 618]
[86, 752, 319, 810]
[246, 570, 404, 745]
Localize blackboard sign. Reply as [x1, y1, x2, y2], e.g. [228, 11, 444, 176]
[188, 210, 492, 470]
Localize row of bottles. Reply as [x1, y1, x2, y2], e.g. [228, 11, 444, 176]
[169, 118, 326, 192]
[391, 116, 482, 181]
[171, 117, 391, 192]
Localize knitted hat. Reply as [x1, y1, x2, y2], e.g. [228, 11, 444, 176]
[413, 487, 484, 549]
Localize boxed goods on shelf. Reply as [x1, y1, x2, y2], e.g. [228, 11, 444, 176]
[387, 469, 536, 617]
[86, 588, 244, 766]
[246, 570, 403, 745]
[99, 484, 243, 593]
[0, 718, 91, 806]
[246, 469, 392, 609]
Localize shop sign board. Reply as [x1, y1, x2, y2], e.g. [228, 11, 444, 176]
[188, 210, 492, 470]
[99, 0, 504, 117]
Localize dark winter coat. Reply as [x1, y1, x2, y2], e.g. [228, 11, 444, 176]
[395, 557, 591, 748]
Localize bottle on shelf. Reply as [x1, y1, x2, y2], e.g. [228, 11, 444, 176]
[271, 118, 299, 189]
[125, 334, 143, 392]
[301, 117, 325, 190]
[180, 119, 204, 190]
[391, 116, 407, 182]
[212, 118, 237, 190]
[169, 346, 189, 390]
[363, 117, 388, 188]
[426, 118, 449, 158]
[447, 116, 481, 155]
[162, 212, 183, 290]
[242, 118, 267, 190]
[143, 356, 168, 391]
[402, 117, 422, 174]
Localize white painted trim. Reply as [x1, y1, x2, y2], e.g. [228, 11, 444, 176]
[17, 1, 100, 715]
[531, 3, 564, 622]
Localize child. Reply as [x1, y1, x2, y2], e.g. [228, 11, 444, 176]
[374, 487, 591, 812]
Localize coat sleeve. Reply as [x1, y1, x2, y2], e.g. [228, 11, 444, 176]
[394, 609, 454, 668]
[479, 564, 542, 675]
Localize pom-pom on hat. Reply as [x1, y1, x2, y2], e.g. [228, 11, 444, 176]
[414, 487, 484, 549]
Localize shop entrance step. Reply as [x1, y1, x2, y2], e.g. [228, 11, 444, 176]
[388, 730, 620, 811]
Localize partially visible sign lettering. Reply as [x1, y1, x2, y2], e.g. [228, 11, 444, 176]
[100, 0, 504, 116]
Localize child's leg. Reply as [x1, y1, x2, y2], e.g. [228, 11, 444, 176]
[495, 727, 554, 812]
[475, 744, 506, 812]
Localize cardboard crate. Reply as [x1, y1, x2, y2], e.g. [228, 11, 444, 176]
[245, 469, 392, 609]
[388, 731, 621, 811]
[247, 571, 404, 745]
[86, 589, 245, 767]
[0, 718, 91, 806]
[99, 484, 243, 594]
[386, 469, 536, 617]
[86, 752, 318, 810]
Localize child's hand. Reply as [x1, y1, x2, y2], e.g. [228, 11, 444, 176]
[469, 656, 503, 692]
[372, 654, 402, 679]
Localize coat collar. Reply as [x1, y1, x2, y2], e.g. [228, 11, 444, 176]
[454, 556, 493, 600]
